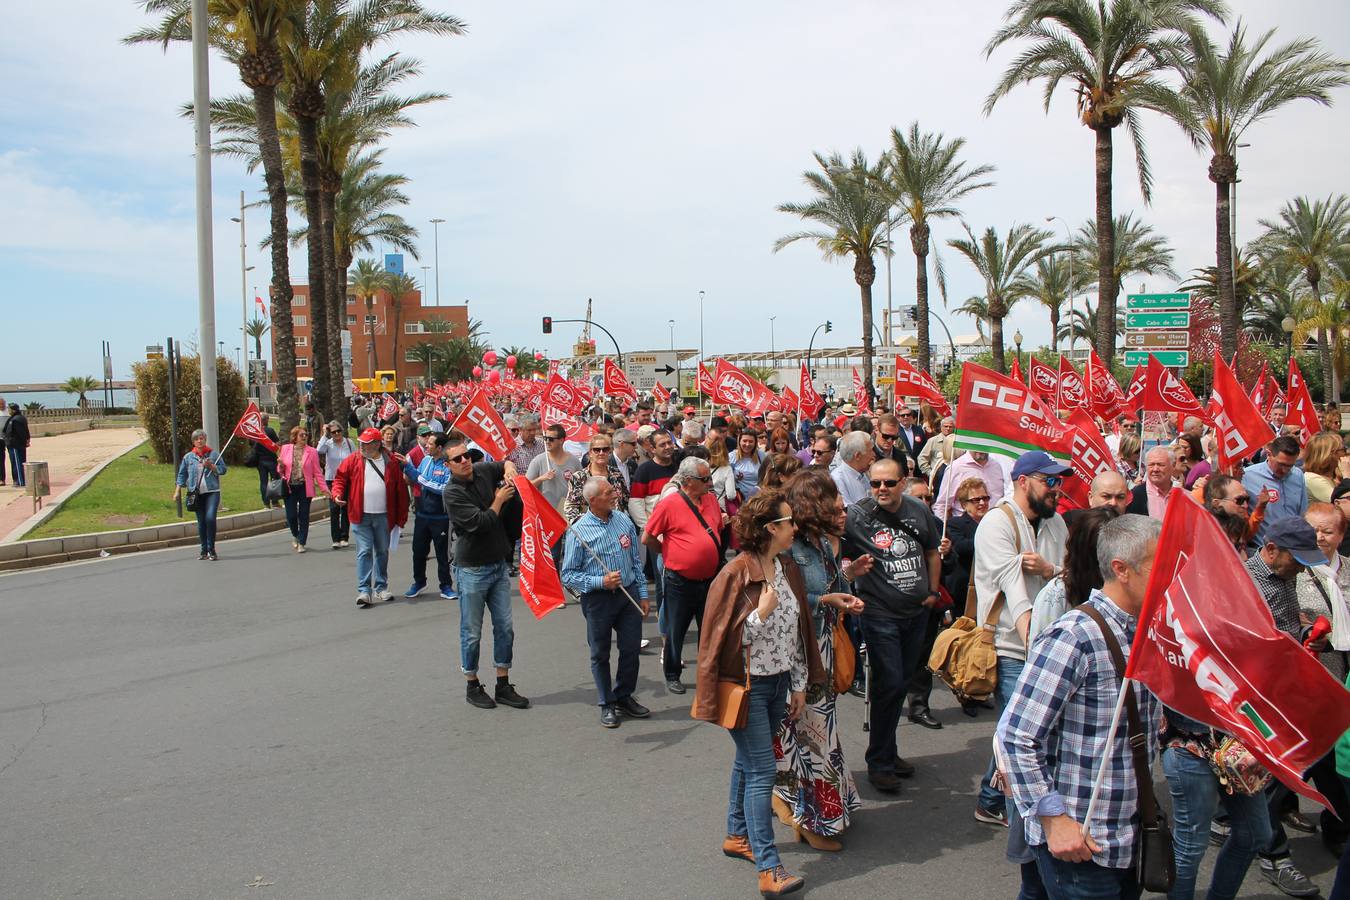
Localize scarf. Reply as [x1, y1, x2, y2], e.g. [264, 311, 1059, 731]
[193, 445, 214, 458]
[1311, 559, 1350, 652]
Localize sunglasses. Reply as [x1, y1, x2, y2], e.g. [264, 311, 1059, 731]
[810, 449, 831, 457]
[591, 446, 612, 453]
[767, 515, 794, 525]
[447, 453, 469, 464]
[1229, 495, 1250, 506]
[965, 495, 991, 504]
[543, 436, 560, 442]
[869, 478, 901, 488]
[1029, 474, 1063, 488]
[878, 432, 899, 440]
[690, 475, 711, 483]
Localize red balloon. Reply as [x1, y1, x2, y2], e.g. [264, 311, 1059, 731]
[505, 355, 517, 369]
[534, 351, 545, 361]
[485, 369, 501, 383]
[472, 366, 483, 377]
[483, 350, 498, 366]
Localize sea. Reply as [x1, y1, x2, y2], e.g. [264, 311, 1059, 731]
[0, 389, 139, 412]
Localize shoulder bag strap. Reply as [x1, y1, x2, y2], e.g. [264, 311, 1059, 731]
[678, 489, 722, 550]
[1079, 604, 1163, 828]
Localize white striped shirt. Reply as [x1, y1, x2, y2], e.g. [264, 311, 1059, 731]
[561, 509, 647, 599]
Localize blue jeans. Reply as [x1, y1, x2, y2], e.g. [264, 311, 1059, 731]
[1007, 803, 1051, 899]
[860, 610, 931, 775]
[9, 444, 27, 485]
[1034, 845, 1141, 900]
[283, 487, 311, 546]
[662, 569, 710, 680]
[455, 561, 514, 675]
[581, 588, 642, 706]
[193, 490, 220, 554]
[411, 516, 452, 590]
[352, 514, 391, 595]
[978, 655, 1026, 813]
[1163, 746, 1270, 900]
[727, 672, 789, 871]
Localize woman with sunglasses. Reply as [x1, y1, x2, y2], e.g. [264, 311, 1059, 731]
[277, 425, 327, 553]
[563, 435, 629, 523]
[694, 490, 825, 898]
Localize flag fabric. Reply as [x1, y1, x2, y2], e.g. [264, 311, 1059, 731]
[1056, 356, 1089, 415]
[350, 380, 362, 396]
[1086, 349, 1128, 421]
[1127, 489, 1350, 808]
[1061, 408, 1115, 510]
[541, 373, 587, 416]
[603, 358, 638, 402]
[254, 295, 268, 319]
[798, 362, 824, 419]
[1029, 357, 1060, 407]
[894, 355, 951, 416]
[651, 381, 670, 404]
[780, 385, 799, 414]
[1140, 354, 1207, 420]
[1123, 365, 1146, 412]
[850, 367, 872, 413]
[713, 358, 775, 414]
[697, 364, 716, 398]
[514, 475, 568, 619]
[1251, 361, 1270, 413]
[1009, 356, 1024, 385]
[378, 395, 399, 421]
[540, 402, 597, 442]
[1286, 358, 1321, 434]
[953, 362, 1072, 462]
[1207, 353, 1274, 469]
[233, 401, 279, 452]
[451, 388, 519, 461]
[1265, 374, 1287, 417]
[547, 359, 560, 378]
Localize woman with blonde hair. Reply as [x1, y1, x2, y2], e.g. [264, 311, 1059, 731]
[1303, 431, 1344, 502]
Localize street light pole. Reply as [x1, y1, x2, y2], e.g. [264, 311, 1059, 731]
[769, 315, 776, 372]
[191, 0, 219, 446]
[230, 192, 247, 395]
[1047, 215, 1073, 359]
[668, 318, 677, 401]
[421, 265, 431, 300]
[429, 218, 445, 306]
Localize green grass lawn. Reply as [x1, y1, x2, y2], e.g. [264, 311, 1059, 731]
[25, 441, 271, 539]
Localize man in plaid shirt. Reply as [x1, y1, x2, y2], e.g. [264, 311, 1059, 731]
[1001, 515, 1162, 898]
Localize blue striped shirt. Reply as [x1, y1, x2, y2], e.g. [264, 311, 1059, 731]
[561, 509, 647, 600]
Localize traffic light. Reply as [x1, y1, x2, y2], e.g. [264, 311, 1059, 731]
[811, 368, 817, 379]
[825, 320, 832, 333]
[542, 316, 552, 334]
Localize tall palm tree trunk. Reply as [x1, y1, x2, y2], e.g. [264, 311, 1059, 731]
[364, 296, 380, 374]
[254, 81, 299, 430]
[855, 255, 877, 402]
[1211, 155, 1238, 360]
[1094, 126, 1117, 364]
[1049, 306, 1060, 352]
[320, 183, 345, 412]
[295, 114, 331, 419]
[991, 307, 1006, 374]
[911, 223, 932, 375]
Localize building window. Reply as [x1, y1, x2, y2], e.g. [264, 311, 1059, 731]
[405, 349, 422, 363]
[346, 295, 356, 305]
[295, 357, 309, 368]
[405, 322, 422, 334]
[363, 314, 377, 334]
[295, 336, 308, 347]
[292, 295, 306, 307]
[293, 315, 307, 327]
[347, 315, 356, 325]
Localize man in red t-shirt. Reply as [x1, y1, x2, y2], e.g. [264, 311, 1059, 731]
[642, 456, 728, 693]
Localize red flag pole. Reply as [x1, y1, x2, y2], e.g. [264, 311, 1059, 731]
[1080, 676, 1133, 836]
[567, 525, 646, 616]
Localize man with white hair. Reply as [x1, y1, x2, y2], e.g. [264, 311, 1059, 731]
[1126, 445, 1178, 519]
[832, 431, 875, 506]
[934, 449, 1007, 522]
[681, 419, 706, 448]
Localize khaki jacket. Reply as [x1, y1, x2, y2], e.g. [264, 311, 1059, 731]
[692, 551, 826, 723]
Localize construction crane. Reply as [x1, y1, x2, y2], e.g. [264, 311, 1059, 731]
[572, 297, 596, 357]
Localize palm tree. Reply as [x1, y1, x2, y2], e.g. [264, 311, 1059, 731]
[775, 150, 891, 401]
[741, 365, 778, 388]
[953, 296, 992, 338]
[1058, 300, 1125, 345]
[1012, 255, 1076, 352]
[1179, 249, 1261, 324]
[405, 341, 441, 385]
[501, 345, 548, 378]
[883, 123, 995, 374]
[1142, 22, 1349, 359]
[1252, 195, 1350, 401]
[984, 0, 1228, 363]
[245, 316, 270, 362]
[948, 223, 1055, 372]
[348, 259, 390, 376]
[1294, 292, 1350, 402]
[128, 0, 304, 430]
[62, 376, 100, 409]
[1072, 213, 1178, 298]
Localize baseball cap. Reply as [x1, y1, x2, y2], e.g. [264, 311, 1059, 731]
[1265, 518, 1329, 567]
[683, 405, 696, 415]
[359, 427, 383, 444]
[1011, 450, 1073, 480]
[417, 424, 432, 436]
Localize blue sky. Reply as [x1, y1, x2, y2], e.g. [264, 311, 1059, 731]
[2, 0, 1348, 384]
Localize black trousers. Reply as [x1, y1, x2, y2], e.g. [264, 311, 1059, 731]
[581, 588, 643, 706]
[411, 515, 452, 590]
[661, 569, 710, 679]
[327, 481, 350, 542]
[906, 605, 945, 708]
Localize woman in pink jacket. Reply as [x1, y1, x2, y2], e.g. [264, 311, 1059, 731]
[278, 425, 328, 553]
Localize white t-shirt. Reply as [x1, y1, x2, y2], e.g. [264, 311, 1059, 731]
[362, 456, 388, 515]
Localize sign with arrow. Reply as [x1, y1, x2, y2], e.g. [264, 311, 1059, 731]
[622, 352, 680, 392]
[1126, 311, 1190, 329]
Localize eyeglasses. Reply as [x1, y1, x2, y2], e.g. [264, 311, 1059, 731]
[878, 432, 900, 440]
[591, 446, 612, 453]
[964, 495, 991, 504]
[767, 515, 794, 525]
[1029, 474, 1063, 488]
[617, 439, 636, 446]
[1229, 495, 1250, 506]
[810, 449, 831, 457]
[446, 453, 469, 464]
[869, 478, 901, 488]
[690, 474, 711, 482]
[543, 436, 560, 443]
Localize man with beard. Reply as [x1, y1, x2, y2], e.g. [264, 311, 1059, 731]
[971, 450, 1070, 826]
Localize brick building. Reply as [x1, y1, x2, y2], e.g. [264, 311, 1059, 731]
[278, 283, 469, 389]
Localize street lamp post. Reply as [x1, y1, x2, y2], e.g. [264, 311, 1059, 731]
[230, 192, 248, 395]
[805, 320, 833, 416]
[429, 218, 445, 306]
[769, 315, 777, 376]
[1014, 329, 1023, 372]
[421, 265, 431, 300]
[1046, 215, 1074, 359]
[1283, 316, 1297, 373]
[668, 319, 677, 402]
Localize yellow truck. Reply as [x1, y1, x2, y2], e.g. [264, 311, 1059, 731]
[351, 370, 398, 394]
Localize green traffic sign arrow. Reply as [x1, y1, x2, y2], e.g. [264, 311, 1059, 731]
[1125, 311, 1190, 329]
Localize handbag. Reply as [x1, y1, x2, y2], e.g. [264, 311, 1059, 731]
[264, 476, 285, 503]
[1209, 734, 1272, 796]
[831, 609, 855, 695]
[185, 490, 198, 511]
[1081, 605, 1175, 893]
[699, 642, 751, 730]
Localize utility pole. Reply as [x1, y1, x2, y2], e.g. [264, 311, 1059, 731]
[191, 0, 219, 446]
[231, 192, 247, 394]
[430, 218, 445, 306]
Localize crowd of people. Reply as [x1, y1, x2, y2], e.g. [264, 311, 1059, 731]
[177, 384, 1350, 900]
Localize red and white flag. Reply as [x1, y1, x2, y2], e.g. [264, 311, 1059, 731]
[714, 358, 774, 414]
[1207, 353, 1273, 469]
[953, 362, 1072, 462]
[540, 402, 596, 442]
[547, 359, 560, 378]
[378, 394, 399, 421]
[1061, 408, 1115, 511]
[603, 358, 638, 402]
[1141, 354, 1206, 420]
[541, 373, 587, 416]
[233, 401, 278, 452]
[1009, 356, 1024, 385]
[254, 295, 269, 319]
[851, 367, 871, 413]
[894, 355, 951, 416]
[1265, 374, 1287, 417]
[1123, 365, 1146, 412]
[1086, 349, 1128, 421]
[780, 385, 799, 414]
[1286, 357, 1321, 434]
[1029, 357, 1060, 407]
[450, 388, 519, 461]
[798, 362, 824, 419]
[1251, 361, 1270, 413]
[1128, 489, 1350, 808]
[1057, 356, 1089, 415]
[651, 381, 671, 404]
[697, 364, 716, 399]
[514, 475, 568, 619]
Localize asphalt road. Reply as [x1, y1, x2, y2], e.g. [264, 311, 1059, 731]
[0, 529, 1338, 899]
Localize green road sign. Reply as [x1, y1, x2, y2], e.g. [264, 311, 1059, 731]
[1125, 292, 1190, 310]
[1124, 331, 1190, 349]
[1124, 350, 1189, 367]
[1126, 311, 1190, 329]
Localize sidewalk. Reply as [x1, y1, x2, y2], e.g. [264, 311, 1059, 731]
[0, 427, 146, 541]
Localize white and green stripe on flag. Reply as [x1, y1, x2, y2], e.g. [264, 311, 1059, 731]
[954, 428, 1071, 463]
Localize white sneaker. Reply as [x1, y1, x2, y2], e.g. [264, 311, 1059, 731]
[340, 540, 349, 548]
[356, 593, 372, 608]
[296, 545, 306, 554]
[376, 588, 394, 603]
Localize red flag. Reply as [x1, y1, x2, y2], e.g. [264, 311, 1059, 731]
[1029, 357, 1060, 407]
[953, 362, 1073, 461]
[232, 401, 279, 453]
[1251, 361, 1270, 413]
[1086, 349, 1128, 421]
[513, 475, 568, 619]
[894, 355, 951, 416]
[350, 380, 362, 396]
[1061, 408, 1115, 510]
[1057, 356, 1089, 415]
[540, 402, 596, 442]
[1266, 374, 1286, 417]
[254, 295, 268, 319]
[1140, 354, 1206, 419]
[697, 364, 716, 398]
[1128, 489, 1350, 808]
[378, 394, 399, 421]
[798, 363, 824, 419]
[714, 358, 774, 413]
[1207, 353, 1274, 469]
[780, 385, 799, 414]
[547, 359, 560, 378]
[1009, 356, 1024, 385]
[651, 380, 671, 404]
[1286, 358, 1321, 434]
[603, 358, 638, 402]
[851, 367, 871, 413]
[450, 388, 518, 461]
[541, 373, 587, 416]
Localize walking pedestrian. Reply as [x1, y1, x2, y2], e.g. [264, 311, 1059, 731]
[331, 428, 409, 608]
[277, 425, 326, 553]
[0, 398, 8, 485]
[316, 421, 353, 548]
[400, 432, 457, 601]
[251, 412, 282, 508]
[3, 402, 31, 486]
[173, 428, 227, 560]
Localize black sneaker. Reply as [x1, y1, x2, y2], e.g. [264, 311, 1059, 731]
[615, 697, 651, 718]
[665, 679, 686, 694]
[1259, 858, 1320, 897]
[494, 682, 530, 709]
[847, 679, 865, 698]
[974, 806, 1009, 827]
[508, 565, 519, 578]
[466, 682, 497, 709]
[600, 706, 620, 729]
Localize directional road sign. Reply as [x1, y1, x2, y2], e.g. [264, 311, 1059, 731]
[622, 352, 679, 392]
[1125, 292, 1190, 310]
[1124, 331, 1190, 349]
[1124, 350, 1189, 367]
[1126, 311, 1190, 329]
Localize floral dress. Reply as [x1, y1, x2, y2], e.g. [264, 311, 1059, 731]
[772, 534, 861, 836]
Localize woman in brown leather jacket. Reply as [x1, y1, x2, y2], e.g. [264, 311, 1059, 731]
[693, 490, 825, 899]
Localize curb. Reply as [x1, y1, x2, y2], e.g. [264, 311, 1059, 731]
[2, 435, 149, 543]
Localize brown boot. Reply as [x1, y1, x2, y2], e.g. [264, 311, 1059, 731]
[771, 793, 796, 827]
[758, 865, 804, 897]
[722, 834, 753, 862]
[794, 824, 842, 851]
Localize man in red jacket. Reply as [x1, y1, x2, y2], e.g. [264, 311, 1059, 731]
[333, 428, 410, 608]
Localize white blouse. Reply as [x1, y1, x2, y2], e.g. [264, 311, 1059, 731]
[743, 558, 808, 691]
